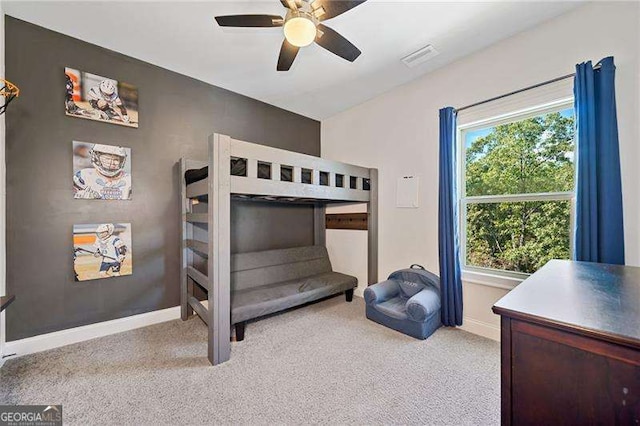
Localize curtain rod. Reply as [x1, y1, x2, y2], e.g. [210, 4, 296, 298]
[454, 64, 601, 113]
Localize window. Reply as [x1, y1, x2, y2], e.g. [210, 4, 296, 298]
[459, 102, 575, 278]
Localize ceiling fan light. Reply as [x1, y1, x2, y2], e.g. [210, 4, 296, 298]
[283, 17, 317, 47]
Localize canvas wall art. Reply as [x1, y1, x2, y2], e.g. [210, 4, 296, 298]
[73, 223, 133, 281]
[73, 141, 132, 200]
[65, 67, 139, 128]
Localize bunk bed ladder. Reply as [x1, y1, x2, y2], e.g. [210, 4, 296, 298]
[180, 158, 194, 321]
[179, 136, 233, 366]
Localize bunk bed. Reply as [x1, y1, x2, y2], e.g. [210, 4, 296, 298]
[180, 133, 378, 366]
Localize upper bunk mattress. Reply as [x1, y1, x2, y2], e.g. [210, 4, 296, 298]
[184, 158, 290, 185]
[185, 166, 208, 185]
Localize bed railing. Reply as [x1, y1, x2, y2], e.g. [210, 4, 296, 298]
[185, 137, 372, 203]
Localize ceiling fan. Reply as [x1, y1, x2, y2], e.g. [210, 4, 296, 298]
[215, 0, 367, 71]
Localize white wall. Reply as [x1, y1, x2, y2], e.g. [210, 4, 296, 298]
[322, 2, 640, 341]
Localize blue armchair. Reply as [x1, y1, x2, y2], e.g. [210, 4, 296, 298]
[364, 265, 441, 339]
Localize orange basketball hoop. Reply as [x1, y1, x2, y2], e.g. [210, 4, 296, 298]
[0, 79, 20, 115]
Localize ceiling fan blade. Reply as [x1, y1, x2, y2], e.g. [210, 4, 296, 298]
[215, 15, 284, 28]
[315, 24, 361, 62]
[311, 0, 367, 21]
[280, 0, 297, 10]
[277, 39, 300, 71]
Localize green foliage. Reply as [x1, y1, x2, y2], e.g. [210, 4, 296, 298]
[465, 111, 575, 274]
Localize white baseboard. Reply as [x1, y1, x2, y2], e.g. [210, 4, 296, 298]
[3, 306, 180, 360]
[459, 317, 501, 341]
[2, 305, 497, 362]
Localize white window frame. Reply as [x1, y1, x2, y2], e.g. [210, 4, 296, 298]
[457, 98, 575, 289]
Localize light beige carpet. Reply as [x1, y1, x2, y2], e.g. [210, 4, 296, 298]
[0, 297, 500, 425]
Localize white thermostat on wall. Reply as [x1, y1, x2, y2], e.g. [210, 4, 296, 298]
[396, 176, 419, 208]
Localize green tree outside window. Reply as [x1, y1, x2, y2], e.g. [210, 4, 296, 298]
[463, 108, 575, 274]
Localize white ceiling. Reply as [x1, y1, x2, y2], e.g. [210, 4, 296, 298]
[4, 1, 583, 120]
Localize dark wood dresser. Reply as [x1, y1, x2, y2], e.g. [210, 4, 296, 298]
[492, 260, 640, 425]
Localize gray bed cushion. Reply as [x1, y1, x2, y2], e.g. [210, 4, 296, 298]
[231, 271, 356, 324]
[231, 246, 333, 291]
[232, 246, 330, 271]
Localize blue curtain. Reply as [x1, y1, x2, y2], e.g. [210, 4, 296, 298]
[573, 56, 625, 264]
[438, 107, 463, 326]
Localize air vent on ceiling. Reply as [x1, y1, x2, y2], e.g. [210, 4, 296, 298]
[402, 45, 439, 68]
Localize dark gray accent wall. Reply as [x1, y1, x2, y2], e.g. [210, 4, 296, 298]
[4, 17, 320, 340]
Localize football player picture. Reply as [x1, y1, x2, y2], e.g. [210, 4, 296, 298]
[65, 73, 82, 115]
[64, 67, 139, 128]
[88, 79, 130, 124]
[73, 223, 133, 281]
[73, 141, 132, 200]
[92, 224, 128, 278]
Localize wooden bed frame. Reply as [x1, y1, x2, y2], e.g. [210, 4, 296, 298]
[179, 133, 379, 366]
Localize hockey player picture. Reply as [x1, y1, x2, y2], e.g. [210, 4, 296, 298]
[73, 141, 132, 200]
[73, 223, 133, 281]
[64, 67, 139, 128]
